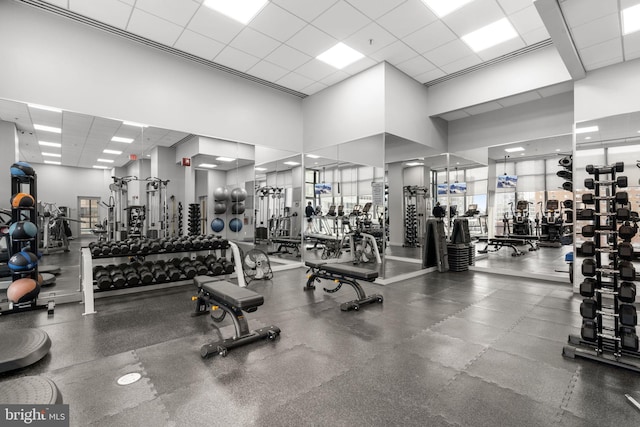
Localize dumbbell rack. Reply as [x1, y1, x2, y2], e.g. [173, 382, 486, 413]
[563, 162, 640, 372]
[80, 236, 246, 315]
[188, 203, 201, 236]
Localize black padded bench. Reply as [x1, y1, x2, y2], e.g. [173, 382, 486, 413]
[269, 238, 301, 257]
[477, 237, 534, 256]
[304, 261, 383, 311]
[193, 276, 280, 358]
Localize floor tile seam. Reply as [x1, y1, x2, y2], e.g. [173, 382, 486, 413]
[423, 288, 503, 331]
[557, 365, 581, 419]
[484, 344, 578, 375]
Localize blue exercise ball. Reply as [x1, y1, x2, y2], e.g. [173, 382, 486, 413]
[9, 221, 38, 239]
[229, 218, 243, 232]
[8, 250, 38, 271]
[210, 218, 225, 233]
[10, 161, 35, 178]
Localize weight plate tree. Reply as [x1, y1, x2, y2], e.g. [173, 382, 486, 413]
[563, 161, 640, 372]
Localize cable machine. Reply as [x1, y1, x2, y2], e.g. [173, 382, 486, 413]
[403, 185, 429, 247]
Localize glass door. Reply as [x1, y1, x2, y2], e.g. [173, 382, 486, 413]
[78, 197, 100, 235]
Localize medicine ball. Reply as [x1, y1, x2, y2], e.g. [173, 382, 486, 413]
[9, 221, 38, 239]
[10, 161, 35, 178]
[229, 218, 243, 232]
[211, 218, 224, 233]
[231, 202, 245, 214]
[11, 192, 36, 208]
[7, 278, 40, 304]
[213, 187, 230, 201]
[214, 201, 227, 214]
[230, 187, 247, 202]
[8, 250, 38, 271]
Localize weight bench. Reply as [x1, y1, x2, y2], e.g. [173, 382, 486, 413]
[192, 276, 281, 358]
[477, 237, 527, 256]
[304, 261, 383, 311]
[506, 234, 539, 251]
[269, 238, 301, 257]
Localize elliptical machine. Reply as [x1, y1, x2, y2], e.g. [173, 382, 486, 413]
[510, 200, 533, 236]
[539, 199, 563, 247]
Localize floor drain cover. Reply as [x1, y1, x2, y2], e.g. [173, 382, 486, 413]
[117, 372, 142, 386]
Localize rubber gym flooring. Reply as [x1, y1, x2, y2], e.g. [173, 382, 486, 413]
[2, 260, 640, 426]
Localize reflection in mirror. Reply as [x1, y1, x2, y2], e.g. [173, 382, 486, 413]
[468, 134, 574, 282]
[253, 148, 303, 267]
[573, 111, 640, 290]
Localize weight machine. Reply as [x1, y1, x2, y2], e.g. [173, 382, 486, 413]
[145, 177, 170, 239]
[538, 199, 563, 248]
[39, 202, 79, 255]
[505, 200, 533, 236]
[255, 186, 285, 242]
[403, 186, 429, 247]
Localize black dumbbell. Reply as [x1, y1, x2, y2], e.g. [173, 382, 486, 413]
[556, 170, 572, 180]
[620, 261, 636, 281]
[562, 182, 573, 192]
[179, 257, 197, 279]
[577, 209, 594, 220]
[620, 326, 639, 351]
[581, 241, 595, 257]
[619, 223, 637, 241]
[582, 259, 597, 277]
[129, 240, 141, 253]
[579, 278, 596, 298]
[182, 239, 193, 251]
[152, 263, 168, 283]
[580, 298, 597, 319]
[163, 239, 175, 252]
[192, 238, 203, 250]
[619, 282, 636, 303]
[586, 162, 624, 174]
[93, 265, 113, 291]
[619, 242, 634, 260]
[205, 254, 224, 275]
[139, 241, 150, 254]
[121, 264, 141, 286]
[581, 225, 595, 237]
[581, 319, 597, 342]
[162, 260, 181, 281]
[173, 239, 184, 251]
[563, 200, 573, 209]
[584, 176, 628, 189]
[136, 262, 154, 285]
[559, 156, 572, 168]
[221, 259, 235, 274]
[620, 304, 637, 327]
[107, 264, 126, 289]
[149, 240, 161, 253]
[193, 260, 209, 276]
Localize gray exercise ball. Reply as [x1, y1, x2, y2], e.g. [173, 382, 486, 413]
[231, 202, 245, 214]
[214, 201, 227, 214]
[230, 187, 247, 202]
[213, 187, 230, 201]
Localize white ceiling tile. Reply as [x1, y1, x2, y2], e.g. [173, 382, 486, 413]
[213, 46, 260, 72]
[265, 44, 312, 70]
[476, 37, 526, 61]
[415, 67, 446, 83]
[44, 0, 68, 8]
[229, 27, 281, 58]
[440, 110, 471, 121]
[509, 5, 545, 36]
[248, 60, 290, 82]
[341, 56, 377, 75]
[302, 81, 329, 95]
[570, 13, 620, 50]
[579, 37, 623, 69]
[395, 55, 436, 77]
[285, 25, 338, 57]
[312, 1, 371, 40]
[370, 40, 418, 63]
[497, 91, 542, 107]
[321, 70, 351, 86]
[346, 0, 407, 20]
[403, 21, 458, 54]
[560, 0, 619, 29]
[442, 0, 506, 37]
[119, 0, 134, 6]
[135, 0, 199, 26]
[344, 22, 397, 56]
[249, 3, 307, 42]
[272, 0, 338, 22]
[188, 5, 244, 44]
[536, 81, 574, 98]
[127, 8, 183, 46]
[464, 102, 504, 115]
[377, 0, 437, 38]
[295, 59, 337, 80]
[173, 30, 225, 60]
[439, 54, 482, 74]
[275, 72, 315, 92]
[497, 0, 533, 15]
[424, 39, 475, 67]
[623, 31, 640, 59]
[585, 55, 625, 71]
[520, 26, 550, 45]
[69, 0, 132, 29]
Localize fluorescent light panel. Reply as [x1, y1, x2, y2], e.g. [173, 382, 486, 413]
[44, 160, 61, 165]
[34, 124, 61, 134]
[575, 126, 599, 134]
[103, 149, 122, 155]
[97, 158, 114, 163]
[306, 154, 320, 159]
[28, 103, 62, 113]
[42, 152, 61, 158]
[622, 4, 640, 35]
[255, 167, 268, 171]
[406, 162, 424, 167]
[422, 0, 474, 17]
[317, 42, 364, 69]
[111, 136, 134, 143]
[283, 161, 300, 166]
[198, 163, 217, 168]
[504, 147, 525, 153]
[461, 18, 518, 52]
[203, 0, 268, 24]
[93, 165, 109, 169]
[122, 121, 148, 128]
[39, 141, 61, 148]
[216, 157, 235, 162]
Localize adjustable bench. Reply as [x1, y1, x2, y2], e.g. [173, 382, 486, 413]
[304, 261, 383, 311]
[477, 237, 531, 256]
[193, 276, 281, 358]
[269, 238, 301, 257]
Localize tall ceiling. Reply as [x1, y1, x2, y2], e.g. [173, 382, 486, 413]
[5, 0, 640, 170]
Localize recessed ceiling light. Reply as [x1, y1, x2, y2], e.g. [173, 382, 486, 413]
[103, 149, 123, 155]
[111, 136, 134, 143]
[198, 163, 217, 168]
[422, 0, 475, 18]
[575, 125, 599, 134]
[317, 42, 365, 69]
[97, 158, 114, 163]
[255, 167, 268, 171]
[461, 18, 518, 52]
[406, 162, 425, 167]
[28, 103, 62, 113]
[306, 154, 320, 159]
[34, 124, 62, 134]
[203, 0, 268, 24]
[93, 165, 109, 169]
[284, 161, 300, 166]
[216, 157, 235, 162]
[42, 152, 61, 157]
[622, 4, 640, 35]
[122, 121, 148, 128]
[39, 141, 61, 148]
[504, 147, 525, 153]
[44, 160, 61, 165]
[555, 149, 561, 152]
[584, 136, 592, 140]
